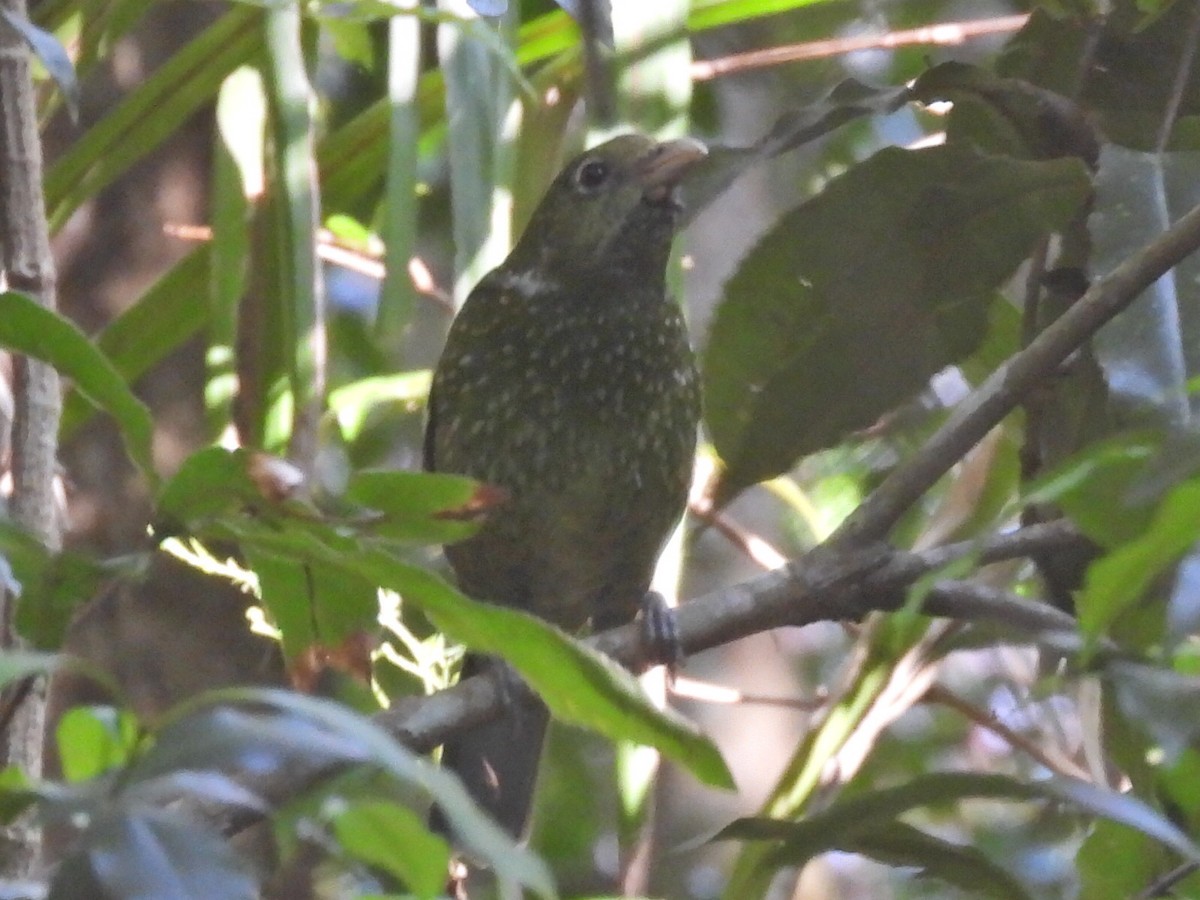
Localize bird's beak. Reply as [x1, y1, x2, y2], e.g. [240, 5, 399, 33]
[637, 137, 708, 203]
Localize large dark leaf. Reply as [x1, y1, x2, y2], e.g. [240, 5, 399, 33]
[1000, 2, 1200, 152]
[717, 771, 1200, 870]
[52, 809, 257, 900]
[703, 145, 1092, 502]
[200, 687, 555, 897]
[1088, 146, 1200, 428]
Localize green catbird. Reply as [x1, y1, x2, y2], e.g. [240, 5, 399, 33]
[424, 133, 706, 838]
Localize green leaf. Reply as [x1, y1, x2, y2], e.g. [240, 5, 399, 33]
[328, 371, 432, 440]
[1088, 145, 1200, 428]
[338, 548, 735, 792]
[912, 61, 1098, 163]
[0, 766, 37, 824]
[194, 687, 555, 897]
[703, 145, 1092, 503]
[44, 7, 261, 231]
[0, 292, 157, 484]
[210, 521, 733, 792]
[689, 0, 844, 30]
[249, 548, 378, 663]
[342, 469, 487, 544]
[1109, 660, 1200, 763]
[56, 706, 138, 783]
[0, 520, 125, 650]
[717, 771, 1200, 869]
[331, 800, 450, 899]
[154, 447, 261, 527]
[1023, 432, 1159, 547]
[1077, 477, 1200, 641]
[844, 821, 1032, 900]
[60, 248, 212, 444]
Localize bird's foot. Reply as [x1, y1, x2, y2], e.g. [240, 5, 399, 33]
[638, 591, 683, 672]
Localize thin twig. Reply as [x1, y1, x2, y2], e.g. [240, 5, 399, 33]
[925, 684, 1092, 780]
[692, 14, 1030, 81]
[670, 675, 828, 711]
[1135, 862, 1200, 899]
[689, 499, 788, 570]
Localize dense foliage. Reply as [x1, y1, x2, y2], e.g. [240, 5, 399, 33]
[0, 0, 1198, 897]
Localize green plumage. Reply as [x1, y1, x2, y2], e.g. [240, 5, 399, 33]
[425, 134, 705, 838]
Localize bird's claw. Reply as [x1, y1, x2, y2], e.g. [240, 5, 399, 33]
[639, 591, 683, 673]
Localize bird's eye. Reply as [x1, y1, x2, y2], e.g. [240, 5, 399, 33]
[573, 158, 611, 193]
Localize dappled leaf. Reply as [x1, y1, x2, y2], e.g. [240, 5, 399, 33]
[331, 546, 735, 792]
[703, 145, 1092, 502]
[0, 292, 157, 485]
[214, 521, 733, 792]
[203, 687, 554, 896]
[249, 547, 379, 665]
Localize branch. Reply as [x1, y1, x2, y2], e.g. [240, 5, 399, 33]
[833, 197, 1200, 548]
[378, 522, 1085, 757]
[214, 521, 1085, 841]
[0, 1, 63, 878]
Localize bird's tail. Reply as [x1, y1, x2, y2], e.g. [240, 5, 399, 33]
[431, 653, 550, 841]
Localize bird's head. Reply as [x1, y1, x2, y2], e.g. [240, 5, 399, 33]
[505, 134, 708, 283]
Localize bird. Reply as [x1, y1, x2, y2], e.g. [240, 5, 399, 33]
[423, 133, 706, 839]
